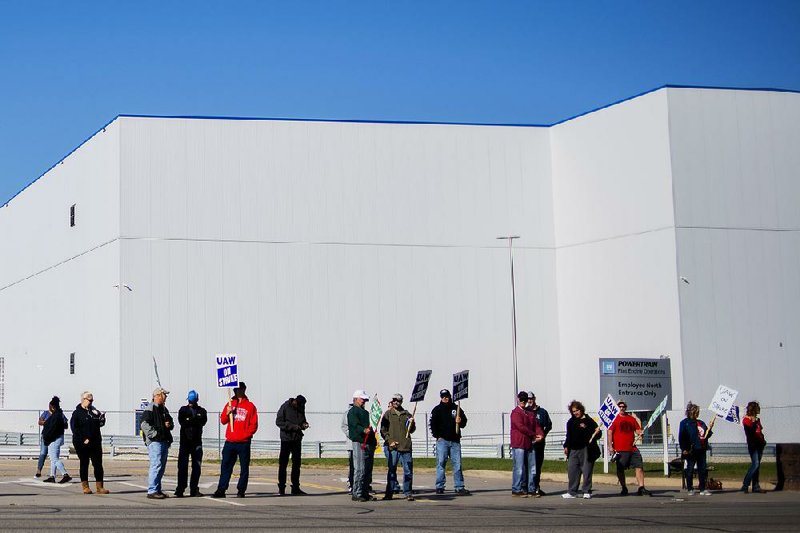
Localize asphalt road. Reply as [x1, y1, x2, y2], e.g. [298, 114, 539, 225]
[1, 460, 798, 532]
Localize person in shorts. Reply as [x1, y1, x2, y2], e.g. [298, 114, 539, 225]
[608, 400, 651, 496]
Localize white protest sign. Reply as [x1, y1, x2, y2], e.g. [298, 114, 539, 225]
[215, 354, 239, 388]
[708, 385, 738, 417]
[598, 394, 620, 429]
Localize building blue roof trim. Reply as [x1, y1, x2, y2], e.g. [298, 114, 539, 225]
[3, 84, 800, 208]
[2, 115, 121, 208]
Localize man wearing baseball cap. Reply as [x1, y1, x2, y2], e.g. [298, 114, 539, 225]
[140, 387, 174, 499]
[380, 393, 416, 501]
[346, 389, 377, 502]
[430, 389, 469, 495]
[175, 389, 207, 497]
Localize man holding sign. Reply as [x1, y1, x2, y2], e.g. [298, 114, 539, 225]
[212, 382, 259, 498]
[430, 387, 469, 495]
[608, 399, 652, 496]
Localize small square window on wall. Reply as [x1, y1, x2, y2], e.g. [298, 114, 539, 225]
[70, 204, 76, 227]
[69, 353, 75, 375]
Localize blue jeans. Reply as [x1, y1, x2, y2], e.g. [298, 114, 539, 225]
[38, 437, 48, 472]
[385, 448, 413, 496]
[435, 439, 464, 491]
[511, 447, 535, 493]
[352, 441, 375, 498]
[48, 436, 67, 477]
[217, 441, 252, 495]
[742, 448, 763, 490]
[147, 441, 170, 494]
[684, 450, 707, 491]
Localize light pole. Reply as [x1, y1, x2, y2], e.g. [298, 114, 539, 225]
[497, 235, 520, 399]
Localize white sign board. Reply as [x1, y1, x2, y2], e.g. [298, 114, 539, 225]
[215, 354, 239, 388]
[709, 385, 738, 417]
[598, 394, 620, 429]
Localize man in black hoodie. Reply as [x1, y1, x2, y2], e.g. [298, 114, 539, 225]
[430, 389, 469, 495]
[275, 395, 309, 495]
[174, 389, 207, 497]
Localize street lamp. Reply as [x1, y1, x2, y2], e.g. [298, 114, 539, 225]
[497, 235, 520, 399]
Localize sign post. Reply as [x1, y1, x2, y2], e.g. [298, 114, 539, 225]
[598, 394, 620, 474]
[407, 370, 432, 438]
[453, 370, 469, 435]
[215, 354, 239, 430]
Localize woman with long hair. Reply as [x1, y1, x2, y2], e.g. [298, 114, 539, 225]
[562, 400, 600, 499]
[741, 401, 767, 493]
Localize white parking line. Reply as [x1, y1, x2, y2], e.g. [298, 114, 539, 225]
[203, 496, 245, 507]
[118, 481, 149, 490]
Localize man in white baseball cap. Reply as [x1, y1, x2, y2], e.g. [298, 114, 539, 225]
[346, 389, 376, 501]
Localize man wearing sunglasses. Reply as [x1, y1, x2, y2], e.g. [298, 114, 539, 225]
[608, 400, 651, 496]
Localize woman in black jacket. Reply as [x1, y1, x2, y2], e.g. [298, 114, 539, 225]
[41, 396, 71, 484]
[70, 391, 109, 494]
[562, 400, 600, 499]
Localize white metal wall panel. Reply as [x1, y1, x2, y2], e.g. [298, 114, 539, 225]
[119, 118, 555, 248]
[554, 230, 684, 408]
[668, 89, 800, 230]
[118, 237, 560, 419]
[0, 123, 120, 289]
[550, 90, 675, 248]
[0, 240, 120, 420]
[675, 229, 800, 408]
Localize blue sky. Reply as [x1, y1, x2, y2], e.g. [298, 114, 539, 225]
[1, 1, 799, 205]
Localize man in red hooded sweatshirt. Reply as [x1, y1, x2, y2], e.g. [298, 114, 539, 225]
[212, 382, 259, 498]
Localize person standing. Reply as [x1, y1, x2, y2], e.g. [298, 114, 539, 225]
[526, 391, 552, 496]
[70, 391, 109, 494]
[679, 402, 713, 496]
[35, 408, 50, 478]
[741, 401, 767, 494]
[174, 389, 207, 497]
[430, 389, 469, 495]
[608, 400, 651, 496]
[40, 396, 72, 484]
[341, 402, 355, 494]
[511, 391, 544, 497]
[347, 389, 377, 502]
[275, 394, 310, 496]
[380, 393, 416, 501]
[140, 387, 174, 499]
[562, 400, 599, 499]
[213, 382, 259, 498]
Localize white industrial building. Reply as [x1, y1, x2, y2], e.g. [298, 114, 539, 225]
[1, 86, 798, 440]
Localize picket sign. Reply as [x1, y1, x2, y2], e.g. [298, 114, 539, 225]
[216, 354, 239, 429]
[407, 370, 432, 438]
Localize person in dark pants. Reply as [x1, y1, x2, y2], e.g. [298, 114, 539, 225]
[70, 391, 109, 495]
[525, 391, 552, 496]
[213, 382, 259, 498]
[275, 395, 309, 495]
[175, 389, 208, 497]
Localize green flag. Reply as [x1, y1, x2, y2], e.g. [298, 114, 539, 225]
[644, 395, 669, 432]
[369, 394, 383, 429]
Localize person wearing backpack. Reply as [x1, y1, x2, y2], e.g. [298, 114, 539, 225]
[679, 401, 714, 496]
[41, 396, 71, 484]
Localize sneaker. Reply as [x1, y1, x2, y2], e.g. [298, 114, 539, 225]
[383, 493, 394, 501]
[583, 493, 592, 499]
[699, 490, 712, 496]
[190, 491, 204, 497]
[753, 488, 767, 494]
[637, 487, 652, 497]
[687, 489, 695, 496]
[146, 492, 166, 499]
[512, 491, 527, 497]
[42, 476, 56, 483]
[174, 492, 184, 498]
[35, 472, 42, 478]
[562, 493, 577, 499]
[455, 488, 471, 495]
[531, 491, 542, 498]
[620, 486, 629, 496]
[435, 488, 445, 494]
[741, 486, 749, 494]
[291, 488, 307, 496]
[405, 495, 415, 501]
[236, 492, 245, 498]
[534, 488, 546, 496]
[58, 474, 72, 484]
[157, 491, 169, 498]
[212, 491, 226, 498]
